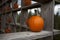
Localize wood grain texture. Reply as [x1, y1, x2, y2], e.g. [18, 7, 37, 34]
[41, 1, 54, 31]
[40, 1, 54, 40]
[19, 0, 29, 31]
[0, 31, 52, 40]
[0, 30, 60, 40]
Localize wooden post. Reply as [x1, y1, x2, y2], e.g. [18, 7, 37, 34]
[20, 10, 28, 25]
[12, 0, 18, 32]
[41, 1, 54, 31]
[40, 1, 54, 40]
[20, 0, 29, 31]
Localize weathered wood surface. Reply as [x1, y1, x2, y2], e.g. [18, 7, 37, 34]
[41, 1, 54, 31]
[53, 29, 60, 35]
[0, 30, 60, 40]
[40, 1, 54, 40]
[19, 0, 29, 31]
[20, 10, 28, 25]
[0, 31, 52, 40]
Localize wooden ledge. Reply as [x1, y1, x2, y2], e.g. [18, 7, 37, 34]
[0, 29, 60, 40]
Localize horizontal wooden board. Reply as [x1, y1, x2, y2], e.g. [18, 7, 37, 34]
[0, 30, 60, 40]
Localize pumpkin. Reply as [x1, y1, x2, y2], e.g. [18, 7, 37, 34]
[5, 27, 11, 33]
[23, 0, 31, 6]
[28, 16, 44, 32]
[13, 3, 18, 9]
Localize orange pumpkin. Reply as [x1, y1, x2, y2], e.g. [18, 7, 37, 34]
[13, 3, 18, 9]
[5, 27, 11, 33]
[23, 0, 31, 6]
[28, 16, 44, 32]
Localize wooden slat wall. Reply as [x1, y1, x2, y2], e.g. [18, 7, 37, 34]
[0, 0, 54, 40]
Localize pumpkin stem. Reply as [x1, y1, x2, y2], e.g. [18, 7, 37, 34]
[35, 9, 40, 16]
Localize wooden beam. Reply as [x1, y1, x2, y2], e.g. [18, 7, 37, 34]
[40, 1, 54, 40]
[0, 31, 53, 40]
[0, 30, 60, 40]
[0, 3, 41, 15]
[41, 1, 54, 31]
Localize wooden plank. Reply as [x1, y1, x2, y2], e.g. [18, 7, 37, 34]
[0, 3, 41, 15]
[10, 23, 28, 28]
[0, 30, 60, 40]
[0, 31, 52, 40]
[53, 29, 60, 35]
[40, 1, 54, 40]
[21, 3, 41, 9]
[41, 1, 54, 31]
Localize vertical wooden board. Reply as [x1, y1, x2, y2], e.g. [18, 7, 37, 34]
[20, 0, 28, 25]
[12, 13, 17, 23]
[12, 0, 18, 23]
[40, 1, 54, 40]
[12, 0, 18, 32]
[19, 10, 29, 31]
[20, 10, 28, 25]
[19, 0, 29, 31]
[1, 2, 10, 32]
[41, 1, 54, 31]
